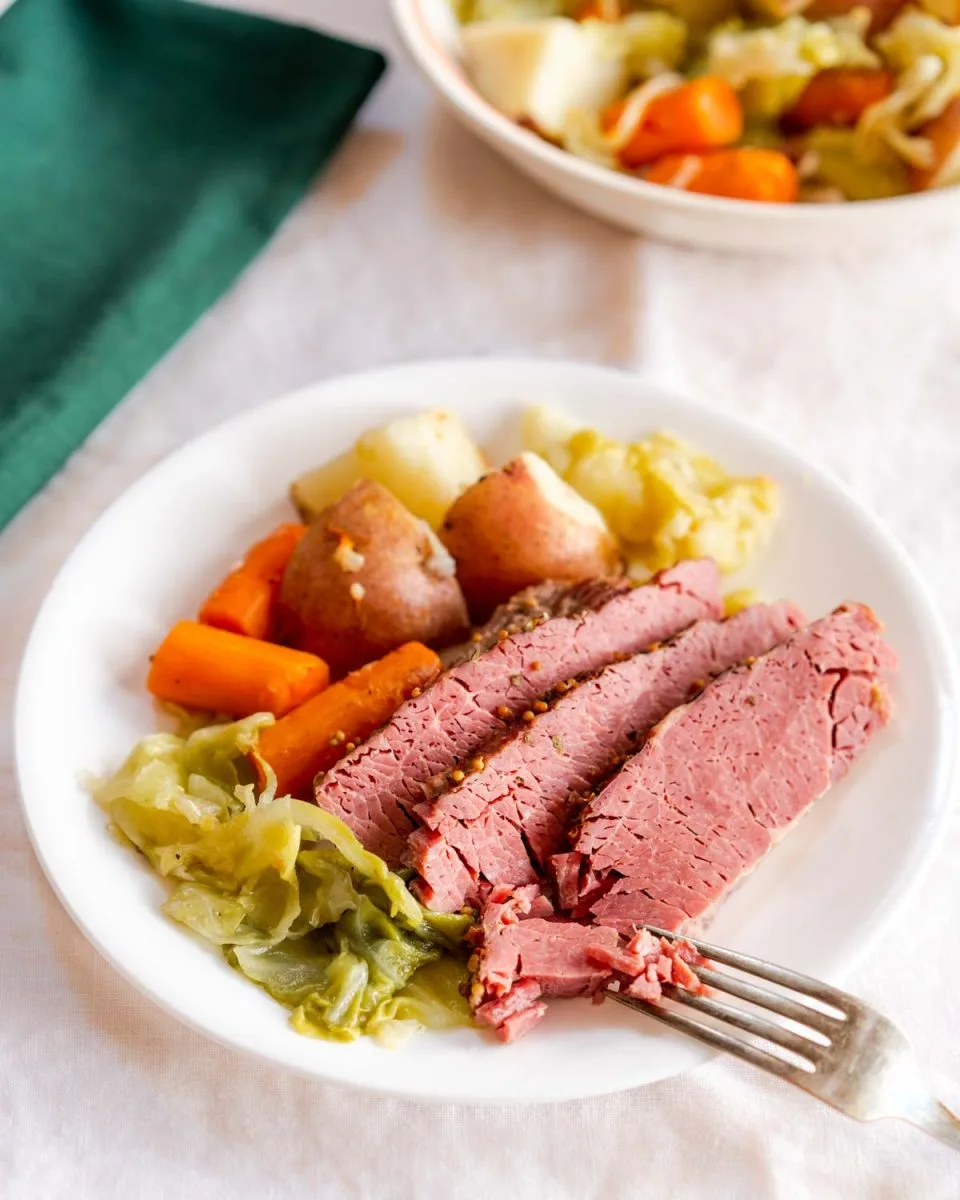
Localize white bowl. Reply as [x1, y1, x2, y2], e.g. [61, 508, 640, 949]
[14, 358, 958, 1103]
[391, 0, 960, 254]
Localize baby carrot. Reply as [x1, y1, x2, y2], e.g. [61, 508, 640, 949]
[242, 524, 307, 582]
[148, 621, 329, 718]
[781, 68, 894, 133]
[604, 78, 743, 169]
[255, 642, 442, 799]
[199, 523, 307, 639]
[198, 571, 274, 641]
[644, 148, 799, 203]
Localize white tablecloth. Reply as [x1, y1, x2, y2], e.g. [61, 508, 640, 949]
[2, 2, 958, 1195]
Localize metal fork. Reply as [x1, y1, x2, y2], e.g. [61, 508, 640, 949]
[611, 926, 960, 1150]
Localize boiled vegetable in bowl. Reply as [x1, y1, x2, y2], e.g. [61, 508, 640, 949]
[455, 2, 960, 202]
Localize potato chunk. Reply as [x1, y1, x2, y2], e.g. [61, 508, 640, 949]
[460, 18, 628, 139]
[440, 452, 622, 619]
[292, 411, 487, 529]
[278, 481, 469, 675]
[522, 405, 780, 579]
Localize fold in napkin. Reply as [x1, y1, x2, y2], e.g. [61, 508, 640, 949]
[0, 0, 386, 531]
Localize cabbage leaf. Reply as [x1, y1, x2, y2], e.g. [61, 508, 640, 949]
[524, 407, 779, 577]
[92, 717, 473, 1045]
[856, 11, 960, 170]
[705, 14, 877, 117]
[584, 12, 688, 78]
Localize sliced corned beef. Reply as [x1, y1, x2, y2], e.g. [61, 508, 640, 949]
[410, 601, 805, 911]
[470, 889, 701, 1042]
[477, 916, 618, 1001]
[314, 560, 722, 864]
[441, 579, 625, 668]
[586, 928, 701, 1001]
[551, 852, 583, 912]
[575, 603, 896, 934]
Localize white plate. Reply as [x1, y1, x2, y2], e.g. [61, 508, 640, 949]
[15, 359, 958, 1104]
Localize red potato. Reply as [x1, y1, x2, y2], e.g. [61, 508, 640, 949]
[440, 452, 623, 620]
[277, 480, 469, 676]
[908, 97, 960, 190]
[781, 68, 895, 133]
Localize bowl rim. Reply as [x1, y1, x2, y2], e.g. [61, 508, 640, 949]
[390, 0, 960, 223]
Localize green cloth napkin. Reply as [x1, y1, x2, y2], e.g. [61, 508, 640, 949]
[0, 0, 385, 531]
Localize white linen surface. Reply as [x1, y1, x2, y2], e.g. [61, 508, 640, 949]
[1, 2, 958, 1196]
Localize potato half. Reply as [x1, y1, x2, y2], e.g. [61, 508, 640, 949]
[277, 481, 469, 675]
[291, 410, 487, 530]
[440, 452, 622, 619]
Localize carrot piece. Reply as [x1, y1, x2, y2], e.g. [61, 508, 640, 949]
[644, 148, 799, 203]
[603, 78, 743, 169]
[199, 524, 307, 639]
[781, 69, 894, 133]
[148, 621, 329, 718]
[573, 0, 625, 18]
[198, 571, 274, 639]
[908, 97, 960, 191]
[242, 524, 307, 582]
[255, 642, 442, 799]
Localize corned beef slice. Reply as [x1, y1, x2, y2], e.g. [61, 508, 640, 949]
[441, 579, 620, 667]
[411, 601, 805, 911]
[471, 890, 701, 1041]
[314, 560, 722, 864]
[576, 603, 896, 934]
[586, 928, 701, 1001]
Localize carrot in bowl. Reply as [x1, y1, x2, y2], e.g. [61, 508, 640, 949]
[255, 642, 442, 799]
[781, 68, 894, 134]
[644, 148, 799, 203]
[574, 0, 625, 17]
[148, 621, 329, 718]
[603, 78, 743, 169]
[198, 523, 306, 639]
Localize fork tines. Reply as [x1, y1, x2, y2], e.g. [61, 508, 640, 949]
[611, 925, 851, 1081]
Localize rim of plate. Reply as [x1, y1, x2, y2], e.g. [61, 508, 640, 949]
[14, 357, 960, 1103]
[390, 0, 960, 224]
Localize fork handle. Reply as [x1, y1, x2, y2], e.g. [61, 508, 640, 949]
[900, 1094, 960, 1151]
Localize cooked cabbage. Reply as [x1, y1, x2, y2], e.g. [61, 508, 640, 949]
[878, 10, 960, 121]
[803, 127, 909, 199]
[584, 12, 688, 77]
[522, 405, 780, 577]
[563, 72, 683, 166]
[859, 12, 960, 169]
[93, 718, 472, 1044]
[706, 14, 878, 117]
